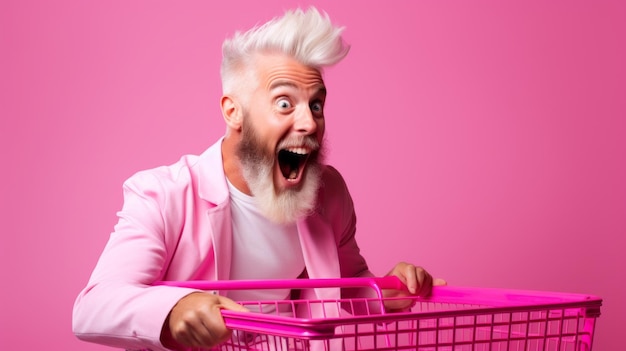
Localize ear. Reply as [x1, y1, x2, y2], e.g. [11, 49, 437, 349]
[221, 95, 243, 131]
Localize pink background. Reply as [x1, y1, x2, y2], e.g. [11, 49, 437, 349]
[1, 0, 624, 350]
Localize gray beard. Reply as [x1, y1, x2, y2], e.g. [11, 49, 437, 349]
[236, 120, 324, 224]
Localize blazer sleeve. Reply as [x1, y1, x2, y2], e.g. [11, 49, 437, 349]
[72, 170, 199, 351]
[318, 166, 384, 316]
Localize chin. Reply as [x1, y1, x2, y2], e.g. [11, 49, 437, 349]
[248, 163, 323, 224]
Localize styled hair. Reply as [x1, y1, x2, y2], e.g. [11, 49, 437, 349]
[220, 7, 350, 98]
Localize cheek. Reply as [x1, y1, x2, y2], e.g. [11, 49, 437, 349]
[254, 116, 283, 140]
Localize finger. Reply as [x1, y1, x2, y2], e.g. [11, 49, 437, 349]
[416, 270, 433, 297]
[190, 327, 217, 349]
[411, 265, 431, 295]
[403, 264, 418, 294]
[171, 317, 209, 348]
[168, 293, 239, 349]
[217, 296, 250, 312]
[200, 318, 233, 347]
[194, 303, 232, 347]
[434, 278, 447, 286]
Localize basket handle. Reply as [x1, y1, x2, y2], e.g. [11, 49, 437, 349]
[155, 276, 406, 298]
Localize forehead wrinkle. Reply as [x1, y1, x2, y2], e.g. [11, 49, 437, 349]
[268, 81, 327, 98]
[265, 68, 325, 91]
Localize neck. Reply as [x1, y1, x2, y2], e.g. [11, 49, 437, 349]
[221, 133, 252, 195]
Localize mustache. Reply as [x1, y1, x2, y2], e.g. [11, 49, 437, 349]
[277, 136, 320, 151]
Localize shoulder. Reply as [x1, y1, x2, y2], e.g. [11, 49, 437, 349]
[123, 139, 223, 193]
[320, 165, 349, 193]
[123, 154, 201, 195]
[117, 153, 208, 234]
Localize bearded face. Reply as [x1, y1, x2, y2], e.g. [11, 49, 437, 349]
[237, 115, 325, 224]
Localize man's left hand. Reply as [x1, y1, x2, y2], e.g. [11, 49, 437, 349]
[382, 262, 446, 311]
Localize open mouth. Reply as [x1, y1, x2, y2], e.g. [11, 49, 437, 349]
[278, 148, 310, 180]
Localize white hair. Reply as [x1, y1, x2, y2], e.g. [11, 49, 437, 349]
[220, 7, 350, 98]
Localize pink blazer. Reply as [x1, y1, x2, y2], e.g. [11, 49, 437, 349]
[72, 138, 373, 350]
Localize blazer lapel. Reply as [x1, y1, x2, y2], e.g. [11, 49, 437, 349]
[198, 138, 233, 288]
[207, 204, 232, 284]
[297, 213, 341, 318]
[297, 212, 341, 279]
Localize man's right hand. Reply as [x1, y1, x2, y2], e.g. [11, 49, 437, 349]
[160, 292, 249, 350]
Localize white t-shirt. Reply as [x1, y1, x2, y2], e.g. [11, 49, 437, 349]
[226, 180, 305, 308]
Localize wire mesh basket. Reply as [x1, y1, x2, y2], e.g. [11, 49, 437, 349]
[157, 277, 602, 351]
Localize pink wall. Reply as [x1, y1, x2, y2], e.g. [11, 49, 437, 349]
[1, 1, 624, 350]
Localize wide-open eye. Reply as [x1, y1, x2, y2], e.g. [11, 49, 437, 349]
[310, 101, 324, 114]
[277, 98, 292, 110]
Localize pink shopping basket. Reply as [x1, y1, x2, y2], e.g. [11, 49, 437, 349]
[156, 277, 602, 351]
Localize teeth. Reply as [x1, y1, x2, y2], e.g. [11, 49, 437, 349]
[286, 147, 308, 155]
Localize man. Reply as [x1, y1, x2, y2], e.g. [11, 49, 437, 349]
[73, 8, 444, 351]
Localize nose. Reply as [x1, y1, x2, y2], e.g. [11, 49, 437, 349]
[294, 106, 318, 135]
